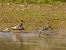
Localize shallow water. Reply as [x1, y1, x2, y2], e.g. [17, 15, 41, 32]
[0, 28, 66, 50]
[0, 32, 39, 39]
[0, 32, 51, 50]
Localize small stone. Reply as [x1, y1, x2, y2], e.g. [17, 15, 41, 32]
[37, 6, 41, 8]
[21, 9, 25, 11]
[7, 3, 10, 6]
[20, 5, 25, 7]
[16, 8, 19, 10]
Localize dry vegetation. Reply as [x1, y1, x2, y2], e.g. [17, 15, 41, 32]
[0, 2, 66, 31]
[0, 0, 66, 50]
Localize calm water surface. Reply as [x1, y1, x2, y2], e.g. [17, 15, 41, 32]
[0, 29, 66, 50]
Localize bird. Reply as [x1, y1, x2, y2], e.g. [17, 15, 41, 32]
[39, 24, 54, 37]
[11, 20, 24, 30]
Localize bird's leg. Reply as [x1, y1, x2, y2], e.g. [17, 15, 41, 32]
[39, 30, 42, 37]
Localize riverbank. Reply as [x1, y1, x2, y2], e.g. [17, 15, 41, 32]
[0, 2, 66, 31]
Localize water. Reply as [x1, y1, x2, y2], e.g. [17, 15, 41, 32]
[0, 32, 50, 50]
[0, 28, 66, 50]
[0, 32, 39, 40]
